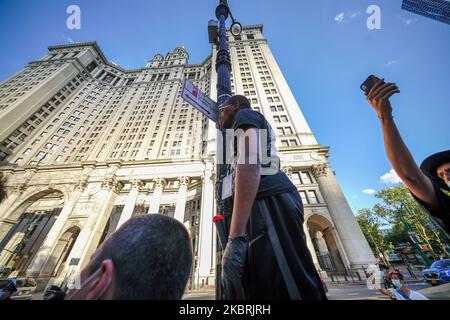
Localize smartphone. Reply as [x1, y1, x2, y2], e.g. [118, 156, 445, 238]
[360, 75, 379, 94]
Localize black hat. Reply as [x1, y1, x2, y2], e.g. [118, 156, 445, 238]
[420, 150, 450, 188]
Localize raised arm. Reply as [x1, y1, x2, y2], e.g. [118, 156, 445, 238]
[366, 79, 439, 212]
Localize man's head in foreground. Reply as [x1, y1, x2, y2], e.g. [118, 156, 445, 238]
[218, 95, 251, 129]
[420, 150, 450, 189]
[66, 214, 192, 300]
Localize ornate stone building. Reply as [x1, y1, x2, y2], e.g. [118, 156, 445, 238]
[0, 25, 373, 290]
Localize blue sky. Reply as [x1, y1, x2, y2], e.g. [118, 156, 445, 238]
[0, 0, 449, 213]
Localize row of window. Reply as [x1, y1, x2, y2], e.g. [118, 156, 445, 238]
[299, 190, 320, 205]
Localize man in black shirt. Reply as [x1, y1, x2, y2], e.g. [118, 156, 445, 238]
[218, 95, 326, 300]
[364, 78, 450, 233]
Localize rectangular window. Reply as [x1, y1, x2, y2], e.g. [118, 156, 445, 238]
[292, 173, 301, 185]
[308, 191, 319, 204]
[300, 171, 312, 184]
[36, 151, 47, 159]
[299, 191, 308, 204]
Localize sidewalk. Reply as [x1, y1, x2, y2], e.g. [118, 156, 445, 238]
[183, 286, 215, 300]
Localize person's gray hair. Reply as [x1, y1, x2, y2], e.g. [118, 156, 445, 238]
[87, 214, 192, 300]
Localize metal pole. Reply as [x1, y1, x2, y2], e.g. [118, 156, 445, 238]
[398, 204, 432, 267]
[214, 0, 233, 300]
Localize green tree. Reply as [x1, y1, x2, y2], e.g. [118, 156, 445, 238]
[362, 184, 450, 258]
[357, 208, 394, 260]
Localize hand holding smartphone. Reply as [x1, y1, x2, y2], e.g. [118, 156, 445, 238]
[360, 75, 382, 94]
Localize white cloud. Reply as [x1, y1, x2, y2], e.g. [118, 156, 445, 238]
[62, 35, 75, 44]
[363, 188, 376, 195]
[350, 11, 361, 18]
[403, 17, 419, 26]
[380, 169, 402, 185]
[335, 12, 345, 23]
[386, 60, 398, 67]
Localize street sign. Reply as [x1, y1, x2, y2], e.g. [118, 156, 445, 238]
[181, 78, 219, 122]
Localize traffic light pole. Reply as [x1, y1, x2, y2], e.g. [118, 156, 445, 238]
[399, 203, 432, 267]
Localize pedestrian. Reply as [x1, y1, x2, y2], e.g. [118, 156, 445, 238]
[364, 77, 450, 233]
[218, 95, 327, 300]
[378, 264, 393, 289]
[65, 215, 192, 300]
[379, 271, 428, 300]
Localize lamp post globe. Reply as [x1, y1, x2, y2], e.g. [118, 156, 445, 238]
[230, 21, 242, 36]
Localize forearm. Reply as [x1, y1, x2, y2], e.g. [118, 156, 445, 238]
[230, 164, 261, 237]
[379, 115, 438, 209]
[378, 288, 393, 299]
[380, 115, 422, 182]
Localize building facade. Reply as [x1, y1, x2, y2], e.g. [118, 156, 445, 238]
[402, 0, 450, 25]
[0, 25, 374, 290]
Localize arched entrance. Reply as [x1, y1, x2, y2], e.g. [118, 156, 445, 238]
[0, 189, 64, 276]
[44, 226, 81, 278]
[307, 214, 347, 272]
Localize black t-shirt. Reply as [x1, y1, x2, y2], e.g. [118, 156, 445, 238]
[411, 181, 450, 235]
[231, 109, 296, 199]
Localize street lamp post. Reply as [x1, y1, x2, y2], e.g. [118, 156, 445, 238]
[210, 0, 241, 300]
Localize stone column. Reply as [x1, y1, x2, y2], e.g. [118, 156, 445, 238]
[27, 180, 87, 277]
[304, 224, 320, 268]
[174, 177, 189, 223]
[147, 179, 166, 214]
[196, 161, 215, 286]
[63, 177, 123, 273]
[315, 231, 329, 253]
[312, 163, 374, 268]
[116, 180, 144, 228]
[0, 184, 27, 242]
[0, 184, 26, 222]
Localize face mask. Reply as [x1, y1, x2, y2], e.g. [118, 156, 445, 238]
[392, 279, 402, 288]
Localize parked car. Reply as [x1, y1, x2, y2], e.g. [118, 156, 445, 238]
[422, 259, 450, 286]
[0, 279, 17, 300]
[0, 277, 37, 300]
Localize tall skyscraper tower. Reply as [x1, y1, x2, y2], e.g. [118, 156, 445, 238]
[402, 0, 450, 25]
[0, 25, 373, 290]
